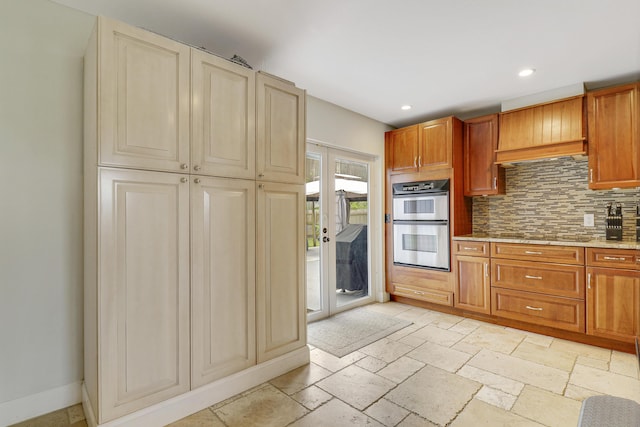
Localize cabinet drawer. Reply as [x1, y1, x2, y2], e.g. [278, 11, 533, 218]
[453, 241, 490, 256]
[491, 243, 584, 265]
[393, 284, 453, 306]
[492, 288, 585, 333]
[586, 247, 639, 270]
[492, 259, 585, 299]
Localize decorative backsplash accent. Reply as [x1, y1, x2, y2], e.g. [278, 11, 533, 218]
[472, 157, 639, 240]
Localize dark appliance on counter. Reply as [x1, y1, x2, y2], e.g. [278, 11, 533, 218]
[335, 224, 368, 293]
[392, 179, 450, 271]
[605, 202, 623, 241]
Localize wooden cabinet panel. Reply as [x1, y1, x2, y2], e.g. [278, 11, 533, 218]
[455, 255, 491, 314]
[492, 288, 585, 333]
[587, 83, 640, 189]
[453, 241, 490, 257]
[586, 267, 639, 342]
[393, 284, 454, 306]
[256, 73, 305, 184]
[586, 247, 639, 270]
[191, 51, 255, 179]
[463, 114, 505, 196]
[256, 182, 306, 362]
[191, 177, 256, 388]
[99, 168, 190, 421]
[491, 242, 584, 265]
[496, 96, 586, 164]
[386, 125, 419, 175]
[492, 259, 584, 299]
[419, 117, 452, 170]
[97, 17, 190, 173]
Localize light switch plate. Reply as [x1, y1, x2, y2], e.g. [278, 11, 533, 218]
[584, 213, 595, 227]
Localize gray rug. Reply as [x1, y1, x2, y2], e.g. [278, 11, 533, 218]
[308, 307, 412, 357]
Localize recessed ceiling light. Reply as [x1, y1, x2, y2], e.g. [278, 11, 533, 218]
[401, 105, 412, 110]
[518, 68, 535, 77]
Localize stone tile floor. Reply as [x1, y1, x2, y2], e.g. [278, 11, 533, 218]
[14, 302, 640, 426]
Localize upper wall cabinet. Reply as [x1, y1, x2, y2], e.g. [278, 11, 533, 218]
[496, 96, 587, 164]
[192, 50, 256, 179]
[386, 117, 461, 175]
[587, 83, 640, 189]
[93, 17, 191, 173]
[463, 114, 505, 196]
[256, 73, 306, 184]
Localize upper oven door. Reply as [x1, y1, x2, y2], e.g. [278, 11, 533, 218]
[393, 193, 449, 221]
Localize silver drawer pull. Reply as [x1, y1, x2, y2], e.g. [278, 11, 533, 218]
[525, 305, 543, 311]
[525, 251, 542, 255]
[414, 291, 425, 295]
[603, 256, 626, 261]
[463, 247, 479, 251]
[525, 275, 542, 280]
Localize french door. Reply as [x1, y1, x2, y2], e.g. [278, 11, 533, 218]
[306, 144, 373, 322]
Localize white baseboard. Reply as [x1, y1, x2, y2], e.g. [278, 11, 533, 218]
[84, 346, 310, 427]
[0, 381, 82, 427]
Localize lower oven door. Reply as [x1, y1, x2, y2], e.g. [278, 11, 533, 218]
[393, 222, 450, 270]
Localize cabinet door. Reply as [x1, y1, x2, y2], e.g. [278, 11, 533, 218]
[586, 267, 639, 343]
[464, 114, 504, 196]
[98, 17, 190, 172]
[419, 117, 452, 170]
[256, 182, 306, 362]
[386, 126, 419, 175]
[256, 74, 305, 184]
[192, 51, 255, 179]
[455, 256, 491, 314]
[99, 168, 190, 422]
[191, 177, 255, 388]
[588, 83, 640, 189]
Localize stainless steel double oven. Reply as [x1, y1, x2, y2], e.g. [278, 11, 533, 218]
[392, 179, 450, 271]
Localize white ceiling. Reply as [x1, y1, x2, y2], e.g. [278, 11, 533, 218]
[52, 0, 640, 128]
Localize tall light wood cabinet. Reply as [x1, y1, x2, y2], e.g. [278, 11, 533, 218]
[191, 177, 256, 388]
[256, 182, 306, 363]
[85, 16, 307, 425]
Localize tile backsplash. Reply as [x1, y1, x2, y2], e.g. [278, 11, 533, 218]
[472, 157, 639, 240]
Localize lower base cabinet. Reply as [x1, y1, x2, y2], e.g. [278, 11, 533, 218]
[454, 255, 491, 314]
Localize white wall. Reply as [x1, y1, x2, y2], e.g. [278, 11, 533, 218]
[0, 0, 94, 423]
[306, 96, 392, 301]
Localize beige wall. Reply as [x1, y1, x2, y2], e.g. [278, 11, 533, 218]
[0, 0, 94, 411]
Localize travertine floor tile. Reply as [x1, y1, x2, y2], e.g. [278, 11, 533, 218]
[449, 399, 544, 427]
[386, 323, 422, 341]
[386, 365, 481, 426]
[549, 338, 611, 361]
[269, 362, 332, 395]
[408, 324, 465, 347]
[168, 409, 225, 427]
[397, 334, 428, 348]
[10, 409, 69, 427]
[377, 356, 425, 383]
[475, 386, 517, 410]
[365, 301, 413, 317]
[522, 332, 554, 348]
[364, 398, 410, 427]
[67, 404, 85, 424]
[316, 365, 396, 410]
[407, 341, 472, 372]
[356, 355, 388, 372]
[449, 318, 483, 335]
[396, 413, 438, 427]
[290, 385, 332, 410]
[289, 398, 384, 426]
[428, 312, 464, 329]
[395, 308, 434, 324]
[461, 326, 525, 354]
[451, 341, 483, 355]
[575, 355, 609, 370]
[569, 364, 640, 402]
[214, 384, 307, 427]
[309, 348, 366, 372]
[359, 338, 413, 363]
[511, 386, 582, 427]
[457, 365, 524, 395]
[563, 384, 602, 401]
[610, 350, 640, 379]
[468, 349, 569, 393]
[511, 341, 577, 371]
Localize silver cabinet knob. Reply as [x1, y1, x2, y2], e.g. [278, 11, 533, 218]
[258, 184, 264, 189]
[180, 177, 188, 183]
[181, 163, 188, 170]
[258, 173, 264, 178]
[194, 165, 201, 171]
[194, 178, 201, 184]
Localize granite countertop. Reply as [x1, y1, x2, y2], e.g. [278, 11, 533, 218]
[453, 233, 640, 250]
